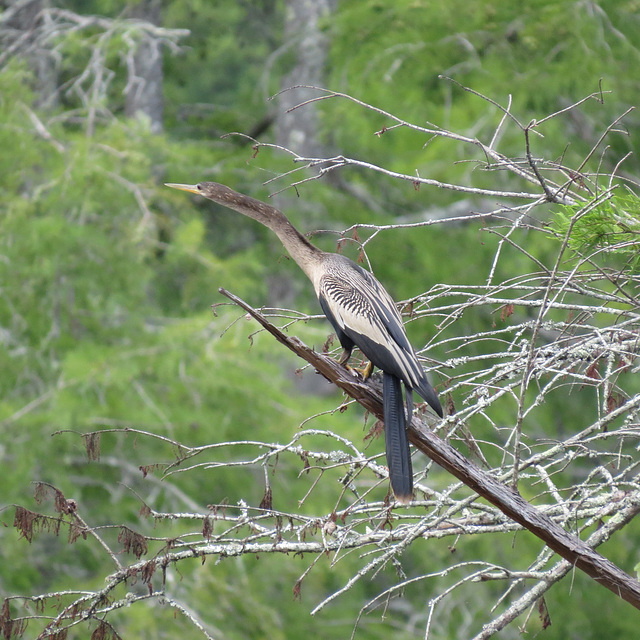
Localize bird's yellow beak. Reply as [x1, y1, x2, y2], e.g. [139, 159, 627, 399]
[165, 183, 200, 194]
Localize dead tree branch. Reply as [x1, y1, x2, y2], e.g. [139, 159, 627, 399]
[218, 287, 640, 610]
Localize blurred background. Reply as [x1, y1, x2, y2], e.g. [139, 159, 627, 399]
[1, 1, 639, 638]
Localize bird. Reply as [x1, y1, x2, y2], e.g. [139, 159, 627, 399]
[165, 181, 443, 503]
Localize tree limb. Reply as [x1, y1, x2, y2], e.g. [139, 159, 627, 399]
[218, 287, 640, 610]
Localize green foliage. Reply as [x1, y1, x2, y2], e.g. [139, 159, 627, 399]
[162, 1, 284, 136]
[2, 1, 640, 638]
[552, 190, 640, 269]
[0, 54, 336, 632]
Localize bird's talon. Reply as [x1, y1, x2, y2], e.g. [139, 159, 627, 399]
[345, 361, 373, 380]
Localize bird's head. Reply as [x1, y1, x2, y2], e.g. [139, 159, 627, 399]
[165, 181, 281, 224]
[165, 181, 239, 203]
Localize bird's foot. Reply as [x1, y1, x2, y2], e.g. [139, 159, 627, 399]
[345, 360, 373, 381]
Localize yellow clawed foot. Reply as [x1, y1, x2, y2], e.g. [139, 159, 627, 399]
[346, 360, 373, 380]
[337, 348, 373, 380]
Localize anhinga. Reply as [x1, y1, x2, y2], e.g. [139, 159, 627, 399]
[166, 181, 443, 503]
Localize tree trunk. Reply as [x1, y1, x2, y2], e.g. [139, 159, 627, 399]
[276, 0, 336, 157]
[125, 0, 164, 133]
[1, 0, 58, 107]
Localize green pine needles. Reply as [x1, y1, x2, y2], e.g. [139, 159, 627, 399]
[552, 189, 640, 270]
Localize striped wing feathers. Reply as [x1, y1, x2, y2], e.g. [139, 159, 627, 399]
[318, 259, 424, 389]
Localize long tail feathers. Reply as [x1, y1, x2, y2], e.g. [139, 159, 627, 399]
[383, 372, 413, 504]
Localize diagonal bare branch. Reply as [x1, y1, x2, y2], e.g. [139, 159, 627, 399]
[218, 287, 640, 611]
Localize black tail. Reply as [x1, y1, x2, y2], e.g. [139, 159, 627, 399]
[383, 372, 413, 503]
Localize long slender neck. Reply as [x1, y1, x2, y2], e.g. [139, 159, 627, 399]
[274, 219, 324, 280]
[207, 185, 324, 282]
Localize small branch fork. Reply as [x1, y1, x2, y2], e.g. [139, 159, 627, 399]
[218, 287, 640, 610]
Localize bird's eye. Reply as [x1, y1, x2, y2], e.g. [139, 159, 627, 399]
[197, 184, 203, 191]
